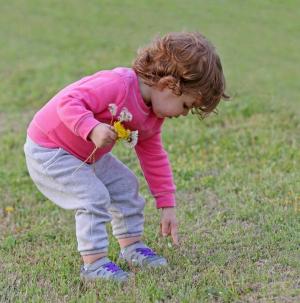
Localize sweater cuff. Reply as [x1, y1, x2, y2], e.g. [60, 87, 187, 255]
[75, 116, 101, 141]
[155, 193, 176, 208]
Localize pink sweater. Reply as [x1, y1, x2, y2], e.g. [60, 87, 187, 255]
[28, 67, 176, 208]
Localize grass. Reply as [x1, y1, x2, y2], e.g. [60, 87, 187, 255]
[0, 0, 299, 302]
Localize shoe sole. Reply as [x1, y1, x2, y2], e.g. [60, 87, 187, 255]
[80, 273, 129, 284]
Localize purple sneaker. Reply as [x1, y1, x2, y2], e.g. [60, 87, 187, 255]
[120, 242, 167, 268]
[80, 257, 129, 283]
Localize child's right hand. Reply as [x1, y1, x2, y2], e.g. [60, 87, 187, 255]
[89, 123, 117, 148]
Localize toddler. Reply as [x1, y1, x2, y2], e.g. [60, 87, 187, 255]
[24, 32, 228, 283]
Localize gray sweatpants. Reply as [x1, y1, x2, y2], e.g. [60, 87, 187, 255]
[24, 137, 145, 256]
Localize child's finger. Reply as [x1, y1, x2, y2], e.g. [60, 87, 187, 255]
[110, 132, 117, 141]
[108, 128, 117, 140]
[161, 221, 170, 237]
[171, 226, 179, 245]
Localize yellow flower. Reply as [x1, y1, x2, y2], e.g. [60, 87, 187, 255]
[5, 206, 14, 213]
[113, 121, 131, 139]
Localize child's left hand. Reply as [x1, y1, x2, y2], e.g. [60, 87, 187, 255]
[160, 207, 179, 246]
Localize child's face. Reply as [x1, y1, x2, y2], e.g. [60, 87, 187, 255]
[150, 87, 200, 119]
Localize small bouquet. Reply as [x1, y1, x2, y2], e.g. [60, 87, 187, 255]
[108, 104, 138, 148]
[72, 103, 138, 175]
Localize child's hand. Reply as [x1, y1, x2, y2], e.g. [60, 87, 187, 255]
[160, 207, 179, 246]
[89, 123, 117, 148]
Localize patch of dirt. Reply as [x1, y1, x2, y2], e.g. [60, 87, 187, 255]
[222, 218, 256, 230]
[240, 260, 300, 303]
[0, 263, 22, 303]
[176, 190, 201, 205]
[176, 188, 222, 211]
[203, 189, 222, 211]
[194, 169, 220, 179]
[242, 287, 300, 303]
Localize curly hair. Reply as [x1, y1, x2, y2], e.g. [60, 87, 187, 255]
[132, 32, 229, 118]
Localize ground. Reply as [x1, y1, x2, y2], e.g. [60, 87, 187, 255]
[0, 1, 299, 302]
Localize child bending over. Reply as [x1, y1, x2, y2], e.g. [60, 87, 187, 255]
[24, 32, 228, 283]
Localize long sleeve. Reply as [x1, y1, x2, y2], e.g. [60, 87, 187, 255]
[57, 75, 126, 140]
[135, 131, 176, 208]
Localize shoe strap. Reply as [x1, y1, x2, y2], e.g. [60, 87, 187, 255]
[102, 262, 122, 273]
[136, 247, 156, 257]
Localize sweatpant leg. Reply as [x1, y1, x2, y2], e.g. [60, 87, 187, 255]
[94, 153, 145, 240]
[24, 137, 112, 256]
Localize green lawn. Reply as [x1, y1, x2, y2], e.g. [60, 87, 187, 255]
[0, 1, 299, 302]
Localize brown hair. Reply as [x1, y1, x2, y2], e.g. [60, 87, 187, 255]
[132, 32, 229, 118]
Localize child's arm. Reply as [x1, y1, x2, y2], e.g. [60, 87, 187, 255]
[56, 74, 125, 141]
[135, 131, 176, 207]
[135, 130, 179, 245]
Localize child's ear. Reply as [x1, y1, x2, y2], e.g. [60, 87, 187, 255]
[157, 76, 181, 94]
